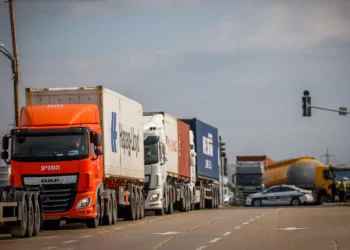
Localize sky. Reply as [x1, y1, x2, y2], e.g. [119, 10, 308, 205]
[0, 0, 349, 164]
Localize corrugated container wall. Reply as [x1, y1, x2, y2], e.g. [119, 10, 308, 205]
[181, 118, 219, 181]
[25, 86, 145, 181]
[177, 120, 190, 178]
[236, 155, 274, 169]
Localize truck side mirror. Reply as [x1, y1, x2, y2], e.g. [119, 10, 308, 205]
[94, 133, 102, 147]
[1, 151, 9, 161]
[2, 136, 9, 151]
[95, 148, 103, 156]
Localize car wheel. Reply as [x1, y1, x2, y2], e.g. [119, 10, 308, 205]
[291, 198, 301, 206]
[253, 199, 262, 207]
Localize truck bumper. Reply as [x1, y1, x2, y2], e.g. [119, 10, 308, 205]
[44, 191, 96, 221]
[144, 190, 163, 210]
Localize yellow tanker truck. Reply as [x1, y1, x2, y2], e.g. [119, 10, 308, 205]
[263, 157, 350, 204]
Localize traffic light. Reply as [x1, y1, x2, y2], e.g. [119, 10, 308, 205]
[219, 136, 227, 176]
[302, 90, 311, 117]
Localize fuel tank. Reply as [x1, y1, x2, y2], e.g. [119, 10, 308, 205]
[263, 157, 323, 188]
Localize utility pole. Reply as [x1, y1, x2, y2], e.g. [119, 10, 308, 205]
[9, 0, 20, 127]
[320, 148, 336, 165]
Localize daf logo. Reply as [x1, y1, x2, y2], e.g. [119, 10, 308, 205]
[41, 178, 60, 183]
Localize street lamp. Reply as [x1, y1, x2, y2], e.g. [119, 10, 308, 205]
[0, 42, 20, 127]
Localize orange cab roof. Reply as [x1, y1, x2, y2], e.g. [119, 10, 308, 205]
[20, 104, 100, 127]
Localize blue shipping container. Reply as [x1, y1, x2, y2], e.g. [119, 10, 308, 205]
[181, 118, 219, 181]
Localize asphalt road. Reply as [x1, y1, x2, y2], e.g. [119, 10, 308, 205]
[1, 205, 349, 250]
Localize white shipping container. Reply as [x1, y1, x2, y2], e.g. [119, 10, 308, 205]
[25, 86, 144, 180]
[163, 113, 179, 175]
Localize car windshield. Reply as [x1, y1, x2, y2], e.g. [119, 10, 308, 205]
[236, 174, 262, 185]
[333, 170, 350, 181]
[144, 144, 159, 165]
[12, 134, 89, 162]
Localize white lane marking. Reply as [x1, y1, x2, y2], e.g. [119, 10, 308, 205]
[256, 216, 260, 219]
[42, 247, 57, 250]
[98, 230, 109, 234]
[42, 236, 59, 239]
[243, 222, 249, 225]
[249, 219, 254, 221]
[223, 231, 231, 236]
[152, 231, 183, 235]
[234, 226, 241, 230]
[196, 246, 207, 250]
[62, 240, 77, 244]
[114, 227, 124, 230]
[209, 238, 221, 243]
[277, 227, 308, 231]
[81, 235, 93, 239]
[128, 224, 136, 227]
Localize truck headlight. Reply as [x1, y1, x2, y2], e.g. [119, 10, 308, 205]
[76, 197, 92, 209]
[149, 194, 160, 202]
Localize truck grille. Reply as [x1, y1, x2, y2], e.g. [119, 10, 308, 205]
[27, 182, 77, 213]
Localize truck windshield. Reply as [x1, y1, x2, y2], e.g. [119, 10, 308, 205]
[12, 134, 89, 162]
[144, 144, 159, 165]
[333, 170, 350, 181]
[236, 174, 262, 185]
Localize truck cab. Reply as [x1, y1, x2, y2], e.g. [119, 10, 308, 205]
[233, 161, 265, 205]
[1, 104, 104, 228]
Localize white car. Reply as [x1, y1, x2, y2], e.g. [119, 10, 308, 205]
[246, 184, 314, 207]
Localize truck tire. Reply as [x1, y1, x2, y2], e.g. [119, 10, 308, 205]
[111, 192, 118, 224]
[185, 188, 190, 212]
[166, 187, 173, 215]
[33, 194, 41, 236]
[155, 193, 166, 216]
[25, 196, 35, 237]
[317, 193, 328, 205]
[139, 187, 145, 219]
[125, 187, 137, 220]
[200, 188, 205, 210]
[135, 189, 141, 220]
[102, 194, 113, 225]
[10, 192, 28, 237]
[86, 193, 101, 228]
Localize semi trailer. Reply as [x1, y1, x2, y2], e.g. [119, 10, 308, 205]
[1, 86, 145, 229]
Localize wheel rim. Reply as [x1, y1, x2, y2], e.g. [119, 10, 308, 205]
[292, 200, 299, 206]
[254, 200, 260, 206]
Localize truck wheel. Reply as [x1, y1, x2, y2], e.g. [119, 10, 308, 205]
[139, 187, 145, 219]
[129, 190, 137, 220]
[103, 194, 113, 225]
[166, 188, 173, 215]
[200, 188, 205, 210]
[111, 193, 118, 224]
[33, 195, 41, 236]
[10, 192, 28, 237]
[135, 190, 141, 220]
[86, 202, 100, 228]
[318, 193, 328, 205]
[25, 198, 35, 237]
[253, 199, 262, 207]
[291, 198, 301, 206]
[185, 188, 190, 212]
[155, 192, 166, 216]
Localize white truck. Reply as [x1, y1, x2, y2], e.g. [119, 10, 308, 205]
[143, 112, 196, 215]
